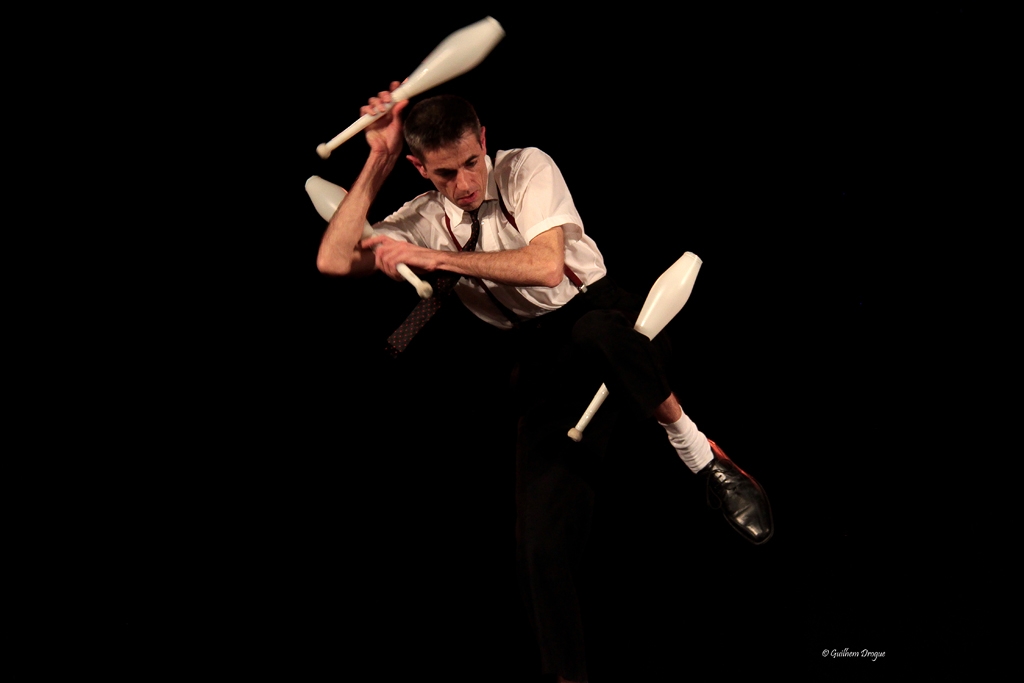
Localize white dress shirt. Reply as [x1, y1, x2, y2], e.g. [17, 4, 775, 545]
[374, 148, 608, 329]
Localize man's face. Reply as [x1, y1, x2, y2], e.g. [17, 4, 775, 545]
[410, 128, 488, 212]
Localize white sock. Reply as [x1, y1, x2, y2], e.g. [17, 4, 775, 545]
[659, 412, 713, 474]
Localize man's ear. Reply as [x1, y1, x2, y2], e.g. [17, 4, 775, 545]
[480, 126, 487, 155]
[406, 154, 428, 178]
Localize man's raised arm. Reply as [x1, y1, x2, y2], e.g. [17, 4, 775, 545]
[316, 83, 409, 277]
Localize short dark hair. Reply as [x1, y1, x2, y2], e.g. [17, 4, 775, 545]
[403, 95, 482, 160]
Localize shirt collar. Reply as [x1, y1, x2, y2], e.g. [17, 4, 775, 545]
[441, 154, 497, 224]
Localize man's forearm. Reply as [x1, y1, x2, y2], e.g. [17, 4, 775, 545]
[316, 150, 398, 276]
[433, 229, 565, 287]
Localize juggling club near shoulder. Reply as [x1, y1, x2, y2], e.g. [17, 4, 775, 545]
[567, 252, 702, 442]
[305, 175, 433, 299]
[316, 16, 506, 159]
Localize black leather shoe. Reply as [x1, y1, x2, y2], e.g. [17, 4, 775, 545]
[701, 439, 774, 545]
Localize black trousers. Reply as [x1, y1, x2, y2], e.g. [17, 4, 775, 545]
[512, 277, 674, 681]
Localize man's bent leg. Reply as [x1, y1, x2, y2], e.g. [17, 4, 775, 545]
[572, 308, 774, 546]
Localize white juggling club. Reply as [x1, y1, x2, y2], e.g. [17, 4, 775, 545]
[567, 252, 703, 442]
[316, 16, 506, 159]
[306, 175, 433, 298]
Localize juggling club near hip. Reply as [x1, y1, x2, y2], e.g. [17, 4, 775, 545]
[305, 175, 433, 298]
[567, 252, 703, 442]
[316, 16, 505, 159]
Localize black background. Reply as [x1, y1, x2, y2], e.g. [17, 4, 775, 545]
[97, 5, 1000, 678]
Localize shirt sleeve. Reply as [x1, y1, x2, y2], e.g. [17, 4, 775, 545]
[501, 149, 585, 245]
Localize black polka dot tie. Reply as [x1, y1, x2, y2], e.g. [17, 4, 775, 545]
[385, 209, 481, 358]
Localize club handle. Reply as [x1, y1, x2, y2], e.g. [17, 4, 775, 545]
[317, 103, 394, 159]
[316, 78, 423, 159]
[567, 384, 610, 442]
[397, 263, 433, 299]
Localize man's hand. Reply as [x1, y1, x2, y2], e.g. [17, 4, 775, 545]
[361, 81, 409, 160]
[362, 234, 440, 281]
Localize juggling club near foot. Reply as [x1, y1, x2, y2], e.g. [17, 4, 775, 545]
[567, 252, 702, 441]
